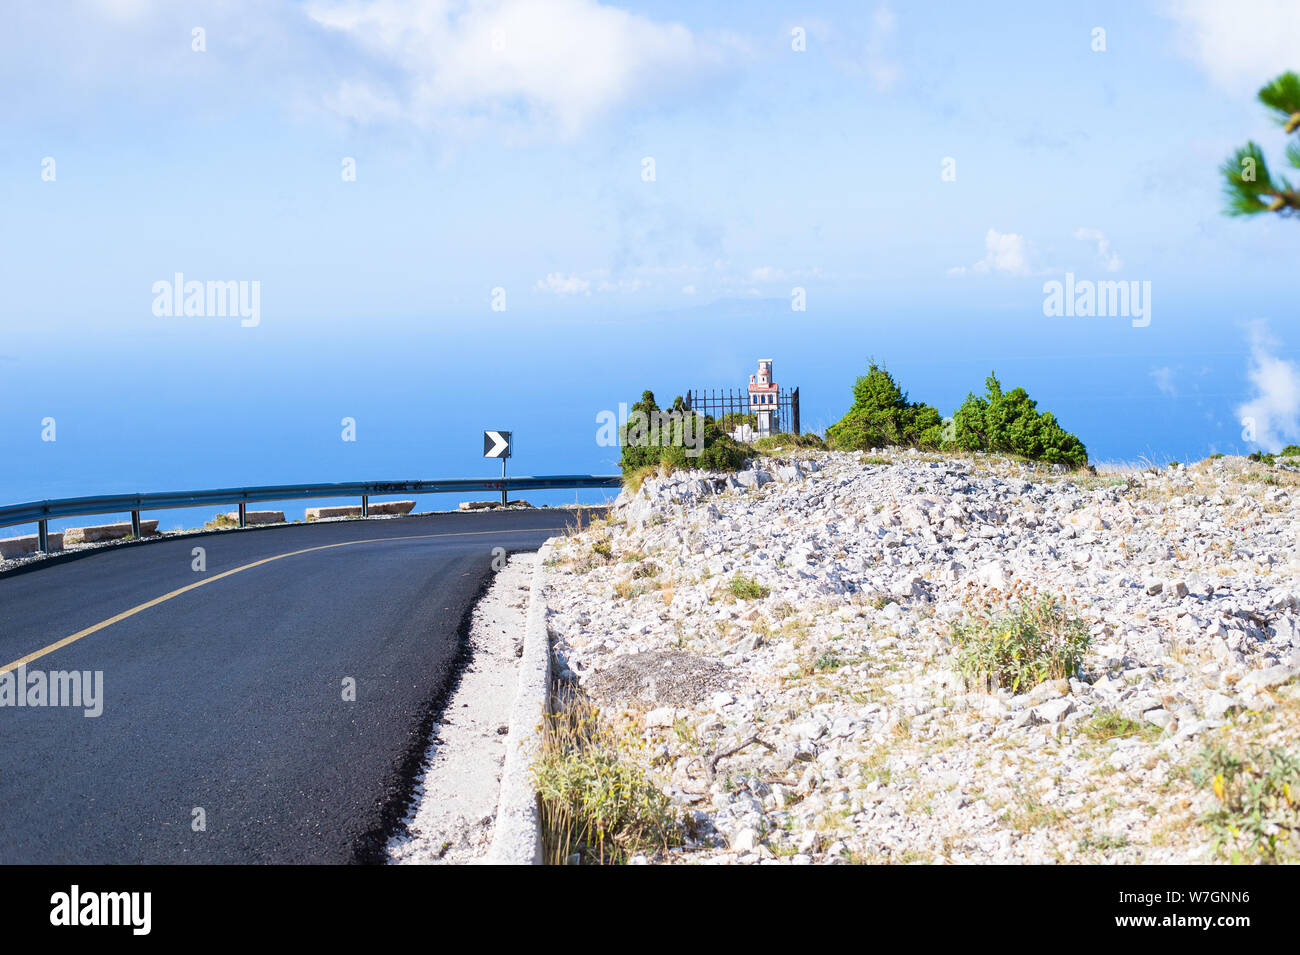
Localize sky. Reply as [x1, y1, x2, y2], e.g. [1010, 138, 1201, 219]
[1, 0, 1298, 531]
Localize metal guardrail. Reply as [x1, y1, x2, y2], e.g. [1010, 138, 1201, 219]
[0, 475, 624, 551]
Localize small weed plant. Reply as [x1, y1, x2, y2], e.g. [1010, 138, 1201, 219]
[1192, 746, 1300, 863]
[534, 691, 682, 865]
[951, 594, 1091, 692]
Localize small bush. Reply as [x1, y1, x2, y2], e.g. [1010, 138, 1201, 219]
[622, 463, 660, 494]
[814, 650, 843, 672]
[952, 373, 1088, 468]
[1192, 746, 1300, 863]
[826, 363, 945, 452]
[753, 432, 827, 453]
[619, 390, 750, 478]
[726, 574, 770, 600]
[1082, 709, 1158, 742]
[1250, 446, 1300, 467]
[718, 411, 757, 431]
[534, 693, 681, 864]
[951, 595, 1091, 692]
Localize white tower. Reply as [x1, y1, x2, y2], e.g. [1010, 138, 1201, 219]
[748, 359, 777, 438]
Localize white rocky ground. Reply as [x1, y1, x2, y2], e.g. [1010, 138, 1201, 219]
[388, 553, 534, 864]
[544, 449, 1300, 864]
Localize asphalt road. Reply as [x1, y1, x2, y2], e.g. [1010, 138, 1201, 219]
[0, 508, 581, 864]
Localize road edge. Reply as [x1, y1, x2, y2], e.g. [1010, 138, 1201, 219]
[486, 539, 554, 864]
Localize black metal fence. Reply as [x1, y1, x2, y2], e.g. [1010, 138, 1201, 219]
[683, 387, 800, 435]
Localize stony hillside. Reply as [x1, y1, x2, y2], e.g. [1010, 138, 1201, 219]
[544, 450, 1300, 864]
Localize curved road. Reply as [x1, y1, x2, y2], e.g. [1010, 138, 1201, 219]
[0, 509, 579, 864]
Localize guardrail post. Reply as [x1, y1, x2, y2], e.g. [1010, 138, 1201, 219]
[238, 502, 246, 528]
[362, 494, 369, 518]
[38, 520, 48, 553]
[131, 510, 141, 538]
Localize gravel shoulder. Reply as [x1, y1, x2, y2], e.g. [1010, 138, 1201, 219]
[388, 553, 535, 864]
[543, 449, 1300, 864]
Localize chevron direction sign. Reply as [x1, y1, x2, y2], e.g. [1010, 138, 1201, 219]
[483, 430, 512, 459]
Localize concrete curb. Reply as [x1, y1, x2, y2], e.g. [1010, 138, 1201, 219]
[486, 540, 554, 864]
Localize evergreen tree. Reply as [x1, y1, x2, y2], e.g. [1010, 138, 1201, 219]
[826, 362, 945, 451]
[952, 373, 1087, 468]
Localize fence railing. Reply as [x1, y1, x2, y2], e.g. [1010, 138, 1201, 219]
[683, 387, 800, 435]
[0, 475, 624, 551]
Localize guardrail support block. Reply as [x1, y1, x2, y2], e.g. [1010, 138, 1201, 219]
[131, 510, 141, 538]
[362, 495, 369, 517]
[238, 503, 247, 528]
[38, 520, 48, 552]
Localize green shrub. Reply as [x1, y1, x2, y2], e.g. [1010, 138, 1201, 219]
[1251, 446, 1300, 467]
[718, 411, 756, 431]
[951, 595, 1091, 692]
[1192, 746, 1300, 863]
[952, 373, 1087, 468]
[825, 363, 945, 452]
[1082, 709, 1158, 742]
[619, 390, 750, 477]
[726, 574, 770, 600]
[753, 432, 827, 453]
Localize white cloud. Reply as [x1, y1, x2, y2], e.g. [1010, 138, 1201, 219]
[89, 0, 154, 19]
[536, 272, 590, 294]
[1150, 366, 1177, 396]
[1073, 227, 1122, 272]
[949, 228, 1030, 276]
[1235, 322, 1300, 449]
[596, 277, 649, 292]
[681, 284, 697, 295]
[1162, 1, 1300, 92]
[325, 79, 404, 124]
[535, 272, 654, 294]
[309, 0, 727, 136]
[866, 3, 902, 91]
[804, 3, 901, 91]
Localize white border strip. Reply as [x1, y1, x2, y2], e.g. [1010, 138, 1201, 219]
[486, 540, 554, 864]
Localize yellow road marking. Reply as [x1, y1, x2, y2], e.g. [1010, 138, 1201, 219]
[0, 527, 565, 675]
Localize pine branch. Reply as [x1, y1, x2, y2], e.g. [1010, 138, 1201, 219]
[1257, 72, 1300, 133]
[1221, 142, 1278, 215]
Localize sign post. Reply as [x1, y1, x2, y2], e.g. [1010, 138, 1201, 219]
[483, 430, 512, 505]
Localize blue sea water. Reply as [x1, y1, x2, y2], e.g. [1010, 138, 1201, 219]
[0, 293, 1292, 539]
